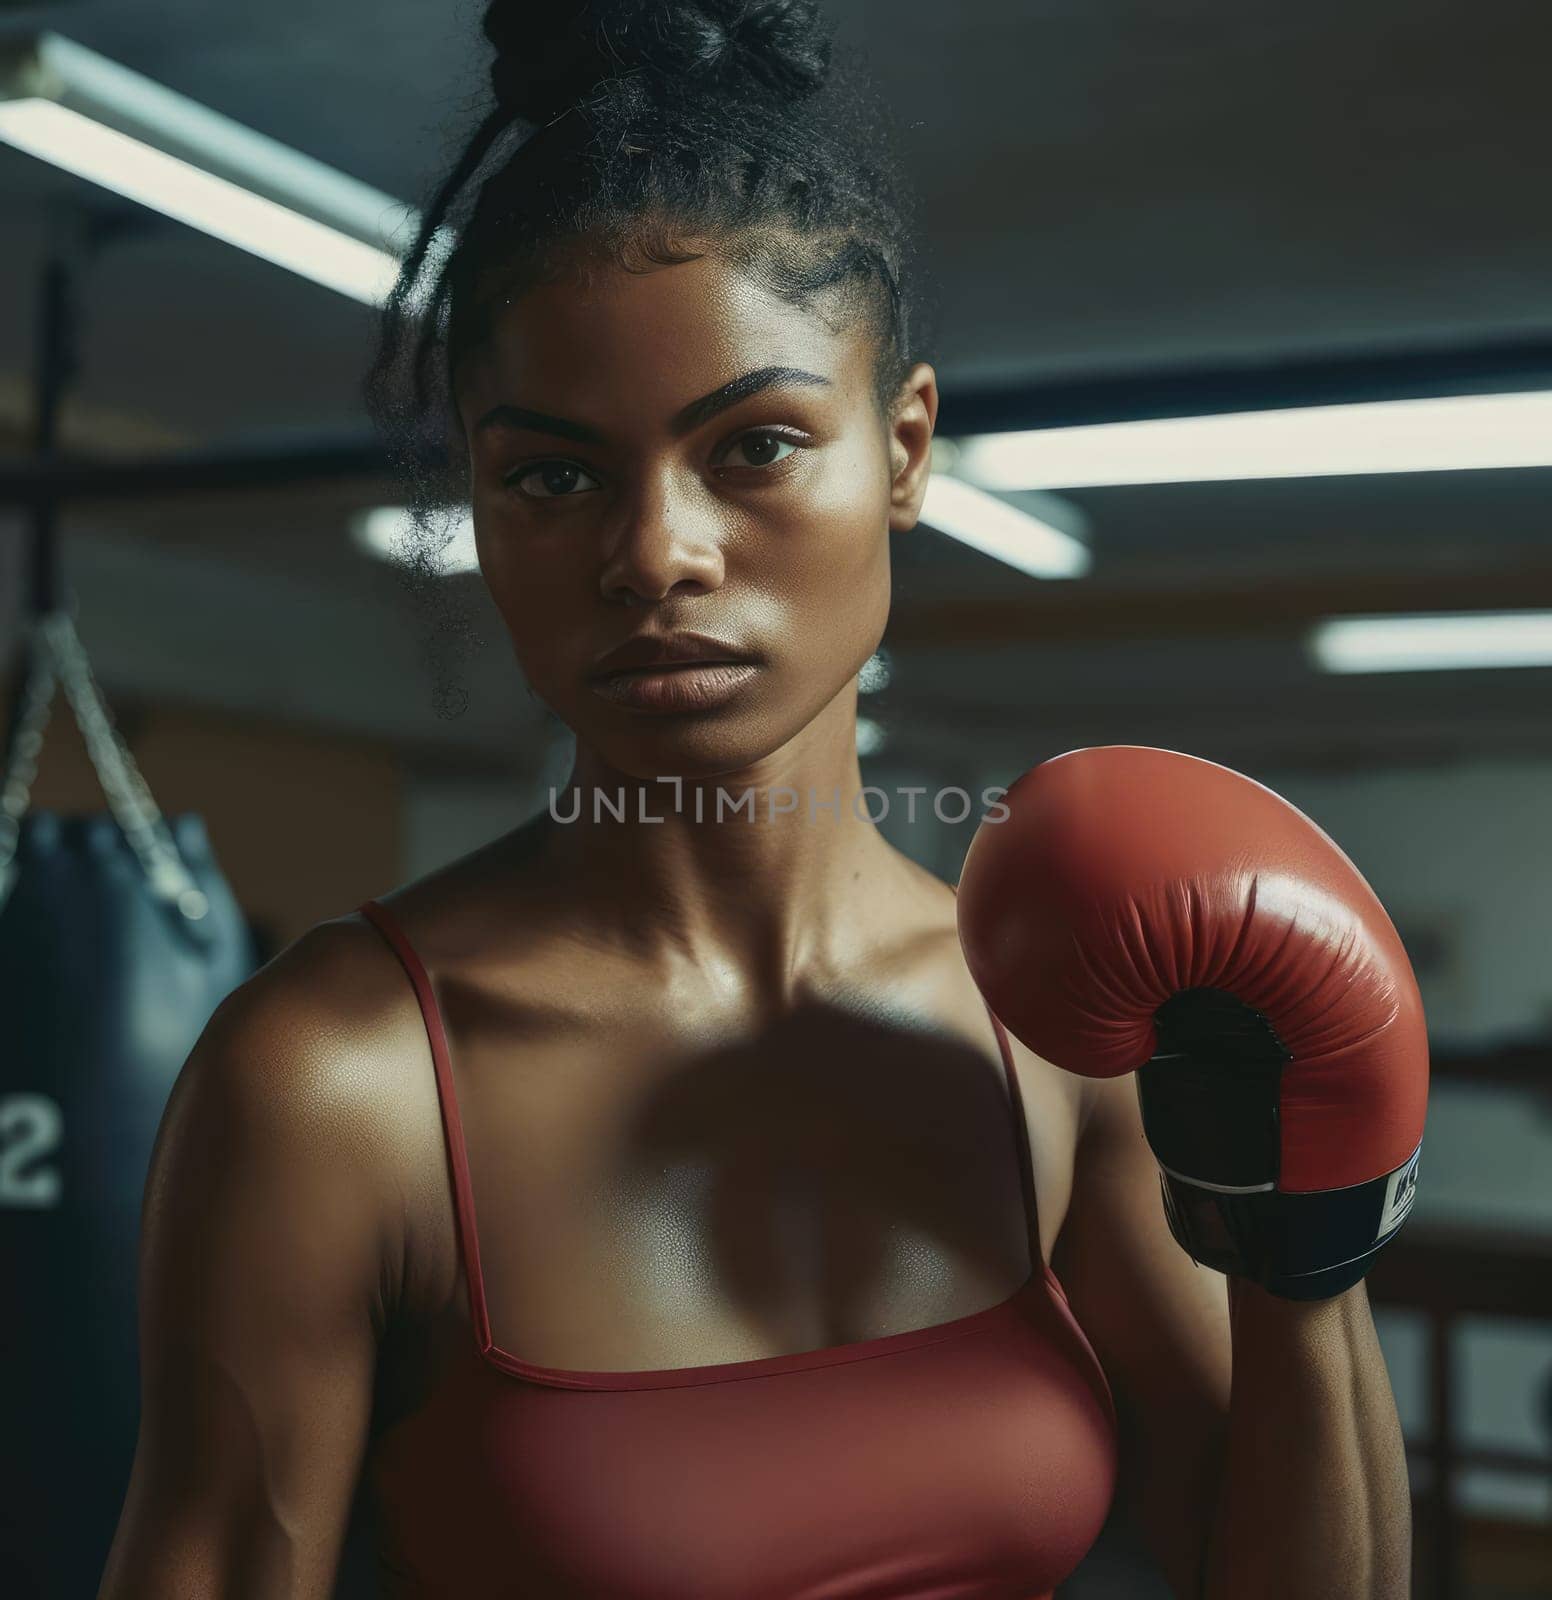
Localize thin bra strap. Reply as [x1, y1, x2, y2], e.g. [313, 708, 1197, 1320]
[952, 877, 1044, 1266]
[984, 1005, 1044, 1267]
[357, 898, 498, 1358]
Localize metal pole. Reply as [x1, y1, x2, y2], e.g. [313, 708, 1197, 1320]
[3, 247, 78, 779]
[28, 250, 77, 618]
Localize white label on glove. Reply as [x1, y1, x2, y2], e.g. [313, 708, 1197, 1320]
[1376, 1144, 1421, 1241]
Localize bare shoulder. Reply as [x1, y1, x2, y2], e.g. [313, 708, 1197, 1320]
[190, 913, 435, 1142]
[152, 911, 455, 1312]
[998, 1025, 1089, 1130]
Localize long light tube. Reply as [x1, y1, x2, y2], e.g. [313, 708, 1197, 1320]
[1309, 612, 1552, 674]
[0, 32, 423, 304]
[954, 390, 1552, 491]
[919, 472, 1090, 578]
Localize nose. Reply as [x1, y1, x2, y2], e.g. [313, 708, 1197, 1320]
[598, 471, 726, 607]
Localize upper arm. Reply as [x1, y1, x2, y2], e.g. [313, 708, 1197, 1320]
[99, 924, 406, 1600]
[1052, 1072, 1233, 1600]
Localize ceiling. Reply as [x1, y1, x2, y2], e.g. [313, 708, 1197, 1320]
[1, 0, 1550, 782]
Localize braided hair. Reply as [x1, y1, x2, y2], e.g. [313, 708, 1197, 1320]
[363, 0, 935, 717]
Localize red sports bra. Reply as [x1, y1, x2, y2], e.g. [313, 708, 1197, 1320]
[359, 896, 1118, 1599]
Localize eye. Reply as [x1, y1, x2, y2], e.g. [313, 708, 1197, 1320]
[505, 460, 601, 500]
[717, 428, 802, 470]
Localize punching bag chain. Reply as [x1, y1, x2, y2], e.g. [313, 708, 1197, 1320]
[0, 612, 210, 925]
[0, 643, 57, 910]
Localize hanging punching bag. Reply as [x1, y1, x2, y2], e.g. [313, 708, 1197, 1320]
[0, 612, 258, 1600]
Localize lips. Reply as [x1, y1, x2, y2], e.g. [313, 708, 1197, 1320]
[589, 660, 762, 713]
[588, 631, 762, 681]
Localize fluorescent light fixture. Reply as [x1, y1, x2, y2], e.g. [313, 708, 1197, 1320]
[954, 390, 1552, 491]
[0, 100, 401, 302]
[856, 715, 887, 757]
[0, 32, 438, 305]
[1310, 611, 1552, 674]
[858, 649, 892, 694]
[920, 472, 1090, 578]
[353, 506, 479, 574]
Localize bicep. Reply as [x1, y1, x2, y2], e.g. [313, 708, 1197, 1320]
[1052, 1072, 1232, 1600]
[101, 966, 393, 1599]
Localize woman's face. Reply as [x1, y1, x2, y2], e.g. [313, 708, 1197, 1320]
[452, 245, 937, 778]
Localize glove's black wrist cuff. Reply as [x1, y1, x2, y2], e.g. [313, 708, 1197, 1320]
[1157, 1141, 1422, 1300]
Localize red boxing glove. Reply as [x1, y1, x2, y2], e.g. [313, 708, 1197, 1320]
[957, 745, 1428, 1301]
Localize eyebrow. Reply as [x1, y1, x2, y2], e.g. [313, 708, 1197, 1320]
[471, 365, 834, 444]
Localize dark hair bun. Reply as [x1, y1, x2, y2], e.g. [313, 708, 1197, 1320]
[484, 0, 833, 126]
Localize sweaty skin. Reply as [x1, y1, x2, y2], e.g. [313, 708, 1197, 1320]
[100, 248, 1234, 1599]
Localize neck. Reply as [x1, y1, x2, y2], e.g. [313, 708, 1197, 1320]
[533, 696, 920, 1006]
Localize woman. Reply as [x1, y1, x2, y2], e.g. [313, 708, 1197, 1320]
[101, 3, 1409, 1596]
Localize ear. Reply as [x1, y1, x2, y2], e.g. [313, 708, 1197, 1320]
[887, 362, 939, 534]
